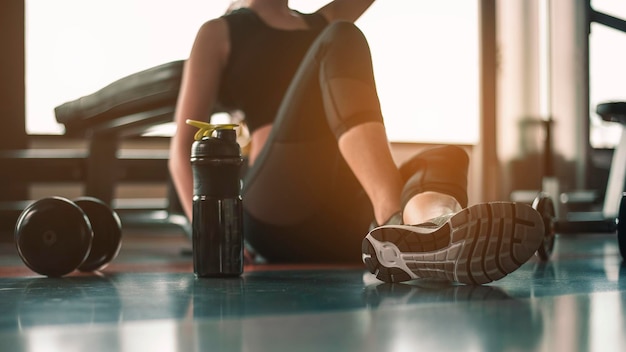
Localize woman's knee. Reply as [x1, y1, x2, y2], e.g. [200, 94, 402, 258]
[321, 21, 368, 47]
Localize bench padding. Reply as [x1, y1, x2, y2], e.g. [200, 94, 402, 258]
[55, 60, 184, 134]
[597, 102, 626, 125]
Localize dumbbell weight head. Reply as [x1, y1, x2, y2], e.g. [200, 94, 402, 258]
[15, 197, 93, 277]
[73, 197, 122, 272]
[14, 196, 123, 277]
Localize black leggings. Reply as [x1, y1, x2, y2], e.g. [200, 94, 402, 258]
[242, 22, 384, 264]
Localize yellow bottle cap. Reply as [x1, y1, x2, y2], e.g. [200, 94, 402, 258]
[186, 119, 238, 141]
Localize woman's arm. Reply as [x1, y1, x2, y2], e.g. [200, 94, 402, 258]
[169, 18, 230, 220]
[317, 0, 376, 23]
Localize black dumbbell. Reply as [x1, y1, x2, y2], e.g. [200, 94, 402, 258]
[14, 196, 122, 277]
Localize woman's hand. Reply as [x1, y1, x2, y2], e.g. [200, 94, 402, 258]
[317, 0, 376, 23]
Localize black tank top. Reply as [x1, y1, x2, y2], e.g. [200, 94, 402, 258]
[217, 8, 328, 133]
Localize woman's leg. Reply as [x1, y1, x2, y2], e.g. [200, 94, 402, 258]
[363, 145, 546, 284]
[338, 122, 403, 226]
[243, 22, 403, 262]
[242, 21, 545, 280]
[243, 22, 471, 262]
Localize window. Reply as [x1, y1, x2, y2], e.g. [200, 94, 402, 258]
[589, 0, 626, 148]
[26, 0, 479, 144]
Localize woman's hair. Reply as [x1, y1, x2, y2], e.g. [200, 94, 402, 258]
[226, 0, 248, 13]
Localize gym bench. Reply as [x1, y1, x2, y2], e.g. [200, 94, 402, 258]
[0, 61, 188, 235]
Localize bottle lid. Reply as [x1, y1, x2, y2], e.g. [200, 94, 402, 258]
[186, 119, 238, 141]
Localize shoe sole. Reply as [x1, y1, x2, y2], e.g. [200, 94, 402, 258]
[361, 202, 545, 285]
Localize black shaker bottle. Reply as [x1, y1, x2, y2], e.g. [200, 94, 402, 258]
[187, 119, 244, 277]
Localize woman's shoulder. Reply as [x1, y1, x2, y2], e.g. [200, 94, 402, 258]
[218, 8, 265, 44]
[192, 17, 230, 58]
[221, 8, 260, 26]
[196, 17, 229, 40]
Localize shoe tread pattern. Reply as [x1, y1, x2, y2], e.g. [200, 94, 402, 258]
[362, 202, 544, 285]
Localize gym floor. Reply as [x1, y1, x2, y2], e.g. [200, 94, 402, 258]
[0, 229, 624, 352]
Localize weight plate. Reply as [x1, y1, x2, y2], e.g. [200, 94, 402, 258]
[74, 197, 122, 272]
[14, 197, 92, 276]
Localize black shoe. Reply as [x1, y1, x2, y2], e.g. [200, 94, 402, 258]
[399, 145, 469, 209]
[368, 211, 403, 232]
[361, 202, 545, 285]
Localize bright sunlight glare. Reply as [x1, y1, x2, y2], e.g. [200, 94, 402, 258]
[25, 0, 479, 144]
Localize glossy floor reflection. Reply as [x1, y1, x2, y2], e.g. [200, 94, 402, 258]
[0, 232, 625, 352]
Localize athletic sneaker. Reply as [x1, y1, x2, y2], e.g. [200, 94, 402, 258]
[361, 202, 545, 285]
[369, 211, 403, 231]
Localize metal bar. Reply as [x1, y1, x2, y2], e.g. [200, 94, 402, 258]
[591, 9, 626, 33]
[479, 0, 499, 202]
[603, 129, 626, 219]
